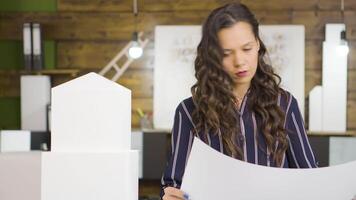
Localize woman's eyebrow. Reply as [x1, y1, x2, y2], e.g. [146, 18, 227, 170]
[242, 41, 254, 47]
[222, 41, 255, 51]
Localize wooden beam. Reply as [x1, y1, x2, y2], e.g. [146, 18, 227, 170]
[58, 0, 134, 12]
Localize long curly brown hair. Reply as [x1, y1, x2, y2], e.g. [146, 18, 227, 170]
[191, 3, 289, 167]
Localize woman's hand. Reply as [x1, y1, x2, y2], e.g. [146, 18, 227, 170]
[162, 187, 189, 200]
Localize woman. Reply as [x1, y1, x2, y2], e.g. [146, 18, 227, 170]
[161, 3, 317, 200]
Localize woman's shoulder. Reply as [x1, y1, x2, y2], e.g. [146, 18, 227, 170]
[174, 96, 196, 128]
[277, 88, 298, 112]
[175, 96, 196, 115]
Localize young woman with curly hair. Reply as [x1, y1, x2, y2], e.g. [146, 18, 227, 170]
[161, 3, 317, 200]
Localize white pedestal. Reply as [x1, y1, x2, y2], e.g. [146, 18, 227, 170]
[0, 152, 42, 200]
[0, 130, 31, 152]
[0, 151, 138, 200]
[21, 75, 51, 131]
[51, 72, 131, 152]
[308, 86, 323, 132]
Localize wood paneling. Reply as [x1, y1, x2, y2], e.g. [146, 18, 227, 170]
[305, 68, 321, 96]
[0, 73, 20, 97]
[292, 11, 342, 40]
[0, 12, 135, 40]
[318, 0, 356, 11]
[117, 68, 153, 98]
[0, 11, 208, 40]
[349, 40, 356, 69]
[292, 11, 356, 40]
[348, 99, 356, 129]
[141, 0, 233, 12]
[349, 69, 356, 92]
[305, 40, 322, 70]
[243, 0, 319, 11]
[58, 0, 134, 12]
[143, 0, 356, 12]
[57, 41, 154, 69]
[344, 11, 356, 40]
[3, 11, 356, 40]
[57, 0, 356, 12]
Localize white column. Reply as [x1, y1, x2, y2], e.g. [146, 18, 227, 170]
[21, 75, 51, 131]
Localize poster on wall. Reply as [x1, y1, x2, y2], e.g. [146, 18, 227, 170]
[259, 25, 305, 117]
[154, 26, 200, 130]
[154, 25, 305, 130]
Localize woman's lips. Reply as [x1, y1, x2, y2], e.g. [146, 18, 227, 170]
[235, 70, 248, 77]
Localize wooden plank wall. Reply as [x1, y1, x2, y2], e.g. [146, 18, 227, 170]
[0, 0, 355, 130]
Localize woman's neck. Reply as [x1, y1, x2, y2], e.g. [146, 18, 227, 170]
[233, 83, 250, 103]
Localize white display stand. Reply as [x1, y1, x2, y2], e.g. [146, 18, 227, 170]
[309, 24, 348, 133]
[51, 72, 131, 152]
[308, 86, 323, 131]
[0, 73, 138, 200]
[21, 75, 51, 131]
[329, 137, 356, 166]
[0, 130, 31, 152]
[131, 131, 143, 179]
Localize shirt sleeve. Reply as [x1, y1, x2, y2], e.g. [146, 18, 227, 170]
[160, 103, 195, 197]
[285, 95, 318, 168]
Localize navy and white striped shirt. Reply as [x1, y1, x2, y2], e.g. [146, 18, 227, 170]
[160, 90, 318, 195]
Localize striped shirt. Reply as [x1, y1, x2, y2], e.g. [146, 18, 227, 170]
[160, 91, 318, 196]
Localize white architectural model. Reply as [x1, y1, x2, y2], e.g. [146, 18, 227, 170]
[0, 73, 138, 200]
[309, 24, 348, 133]
[21, 75, 51, 131]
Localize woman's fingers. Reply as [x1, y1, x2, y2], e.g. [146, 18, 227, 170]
[163, 187, 189, 200]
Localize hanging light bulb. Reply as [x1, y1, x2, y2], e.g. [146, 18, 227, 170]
[128, 31, 143, 59]
[337, 30, 349, 56]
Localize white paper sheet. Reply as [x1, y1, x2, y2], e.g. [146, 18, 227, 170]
[181, 138, 356, 200]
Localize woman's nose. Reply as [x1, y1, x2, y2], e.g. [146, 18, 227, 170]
[233, 52, 245, 67]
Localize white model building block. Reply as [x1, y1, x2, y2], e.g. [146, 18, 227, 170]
[0, 152, 138, 200]
[131, 131, 143, 179]
[21, 75, 51, 131]
[0, 130, 31, 152]
[308, 86, 323, 132]
[41, 151, 138, 200]
[0, 152, 42, 200]
[322, 24, 347, 132]
[51, 72, 131, 152]
[329, 137, 356, 166]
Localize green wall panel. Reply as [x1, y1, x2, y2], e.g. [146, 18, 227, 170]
[0, 40, 56, 70]
[44, 41, 56, 70]
[0, 40, 23, 70]
[0, 97, 21, 130]
[0, 0, 56, 12]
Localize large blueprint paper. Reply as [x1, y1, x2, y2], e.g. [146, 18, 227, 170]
[181, 138, 356, 200]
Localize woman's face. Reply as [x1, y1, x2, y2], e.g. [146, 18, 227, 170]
[217, 22, 260, 87]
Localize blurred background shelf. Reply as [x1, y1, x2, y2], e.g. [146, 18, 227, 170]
[308, 130, 356, 137]
[0, 69, 80, 77]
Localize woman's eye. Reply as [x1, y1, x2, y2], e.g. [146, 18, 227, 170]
[243, 48, 252, 51]
[223, 52, 231, 57]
